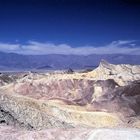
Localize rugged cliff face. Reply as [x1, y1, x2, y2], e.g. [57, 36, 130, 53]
[0, 60, 140, 139]
[86, 59, 140, 85]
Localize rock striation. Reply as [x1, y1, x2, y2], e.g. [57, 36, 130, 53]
[0, 60, 140, 139]
[86, 59, 140, 86]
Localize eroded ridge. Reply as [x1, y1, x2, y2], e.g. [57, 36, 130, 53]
[0, 60, 140, 139]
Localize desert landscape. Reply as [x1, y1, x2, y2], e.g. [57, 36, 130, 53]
[0, 60, 140, 139]
[0, 0, 140, 139]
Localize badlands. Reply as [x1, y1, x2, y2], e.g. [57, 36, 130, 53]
[0, 60, 140, 139]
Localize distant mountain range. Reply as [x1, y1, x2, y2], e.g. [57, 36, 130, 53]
[0, 51, 140, 70]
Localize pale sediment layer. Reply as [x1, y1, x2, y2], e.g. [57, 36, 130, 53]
[0, 60, 140, 139]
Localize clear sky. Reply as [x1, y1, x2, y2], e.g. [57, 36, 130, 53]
[0, 0, 140, 55]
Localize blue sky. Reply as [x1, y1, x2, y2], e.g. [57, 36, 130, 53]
[0, 0, 140, 55]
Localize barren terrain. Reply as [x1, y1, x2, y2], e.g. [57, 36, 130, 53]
[0, 60, 140, 139]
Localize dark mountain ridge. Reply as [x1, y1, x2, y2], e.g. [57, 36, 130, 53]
[0, 51, 140, 70]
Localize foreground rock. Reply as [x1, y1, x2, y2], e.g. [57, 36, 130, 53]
[0, 125, 140, 140]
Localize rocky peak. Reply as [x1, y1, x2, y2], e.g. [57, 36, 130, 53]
[99, 59, 111, 68]
[89, 60, 140, 86]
